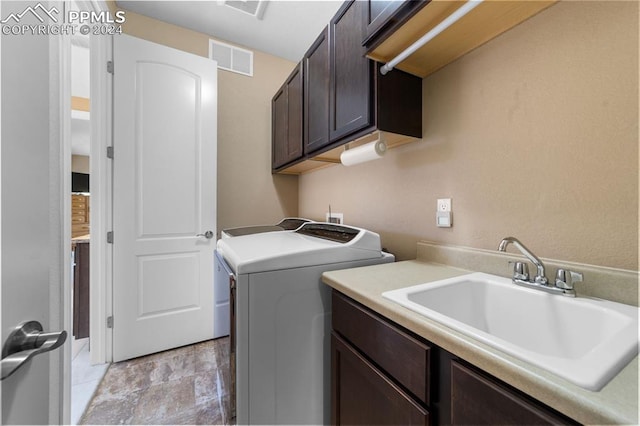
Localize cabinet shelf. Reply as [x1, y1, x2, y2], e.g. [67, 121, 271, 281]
[277, 130, 418, 175]
[368, 0, 556, 78]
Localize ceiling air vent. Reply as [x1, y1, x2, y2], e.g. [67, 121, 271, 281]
[209, 40, 254, 77]
[223, 0, 268, 20]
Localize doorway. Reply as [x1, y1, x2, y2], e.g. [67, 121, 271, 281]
[68, 1, 109, 423]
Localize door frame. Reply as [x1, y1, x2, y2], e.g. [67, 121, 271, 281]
[60, 0, 113, 422]
[87, 0, 113, 366]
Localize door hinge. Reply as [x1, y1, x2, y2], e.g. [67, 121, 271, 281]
[107, 231, 113, 244]
[107, 60, 114, 74]
[106, 316, 113, 328]
[106, 146, 114, 159]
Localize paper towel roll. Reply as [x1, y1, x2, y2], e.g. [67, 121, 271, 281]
[340, 139, 387, 166]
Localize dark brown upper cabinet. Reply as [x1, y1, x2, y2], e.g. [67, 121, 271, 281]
[304, 27, 330, 155]
[272, 0, 423, 173]
[272, 63, 303, 170]
[363, 1, 429, 51]
[329, 0, 373, 143]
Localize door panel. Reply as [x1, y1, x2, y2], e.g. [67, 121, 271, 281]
[113, 34, 217, 361]
[136, 62, 199, 237]
[1, 1, 66, 423]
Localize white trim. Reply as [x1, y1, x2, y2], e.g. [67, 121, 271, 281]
[50, 1, 71, 424]
[89, 1, 113, 365]
[208, 39, 253, 77]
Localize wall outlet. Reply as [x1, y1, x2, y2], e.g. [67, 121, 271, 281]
[326, 212, 344, 224]
[437, 198, 452, 212]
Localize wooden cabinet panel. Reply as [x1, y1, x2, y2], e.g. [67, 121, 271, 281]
[73, 241, 90, 339]
[272, 63, 303, 170]
[304, 27, 330, 155]
[71, 194, 90, 238]
[332, 333, 430, 426]
[332, 291, 430, 404]
[329, 0, 373, 142]
[286, 65, 303, 161]
[363, 0, 427, 49]
[451, 361, 576, 425]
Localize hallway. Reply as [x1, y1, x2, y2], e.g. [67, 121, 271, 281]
[80, 338, 232, 425]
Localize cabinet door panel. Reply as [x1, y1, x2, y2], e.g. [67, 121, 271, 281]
[332, 291, 430, 404]
[304, 27, 330, 154]
[286, 64, 303, 162]
[272, 63, 303, 170]
[363, 0, 427, 49]
[332, 333, 429, 426]
[451, 361, 574, 425]
[272, 86, 288, 169]
[329, 0, 373, 142]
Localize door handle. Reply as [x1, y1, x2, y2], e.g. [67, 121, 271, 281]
[1, 321, 67, 380]
[196, 230, 214, 239]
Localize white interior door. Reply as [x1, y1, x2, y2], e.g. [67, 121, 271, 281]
[1, 1, 67, 423]
[112, 34, 217, 362]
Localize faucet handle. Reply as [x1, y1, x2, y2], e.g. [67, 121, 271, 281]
[509, 261, 529, 281]
[555, 269, 583, 290]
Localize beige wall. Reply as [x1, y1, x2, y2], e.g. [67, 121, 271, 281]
[72, 155, 90, 173]
[299, 1, 639, 271]
[112, 3, 299, 235]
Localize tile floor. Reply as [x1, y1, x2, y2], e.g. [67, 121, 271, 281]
[72, 339, 109, 425]
[80, 338, 232, 425]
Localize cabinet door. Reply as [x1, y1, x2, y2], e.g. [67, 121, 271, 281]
[332, 333, 429, 426]
[329, 0, 373, 143]
[304, 27, 330, 155]
[73, 241, 90, 339]
[451, 361, 576, 425]
[363, 1, 427, 49]
[272, 63, 303, 170]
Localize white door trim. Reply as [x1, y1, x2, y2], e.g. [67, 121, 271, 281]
[53, 1, 72, 423]
[89, 0, 113, 365]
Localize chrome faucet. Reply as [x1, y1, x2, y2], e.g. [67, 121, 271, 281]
[497, 237, 580, 297]
[498, 237, 547, 285]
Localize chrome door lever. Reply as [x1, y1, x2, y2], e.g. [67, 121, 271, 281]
[1, 320, 67, 380]
[196, 230, 214, 239]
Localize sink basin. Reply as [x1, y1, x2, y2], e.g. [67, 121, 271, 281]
[382, 272, 639, 391]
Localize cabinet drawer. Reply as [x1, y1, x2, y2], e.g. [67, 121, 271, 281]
[72, 214, 87, 223]
[451, 361, 577, 425]
[332, 333, 429, 426]
[332, 291, 430, 404]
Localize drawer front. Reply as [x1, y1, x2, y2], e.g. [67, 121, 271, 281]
[332, 291, 430, 404]
[332, 333, 429, 426]
[72, 214, 87, 223]
[451, 361, 576, 425]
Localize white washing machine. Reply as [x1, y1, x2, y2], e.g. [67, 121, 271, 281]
[221, 217, 312, 239]
[214, 218, 313, 338]
[216, 223, 394, 425]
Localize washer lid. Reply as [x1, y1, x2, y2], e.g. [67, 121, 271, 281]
[216, 223, 383, 274]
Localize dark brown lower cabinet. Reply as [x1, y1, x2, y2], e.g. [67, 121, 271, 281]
[73, 241, 90, 339]
[451, 361, 569, 425]
[331, 290, 579, 426]
[332, 333, 430, 426]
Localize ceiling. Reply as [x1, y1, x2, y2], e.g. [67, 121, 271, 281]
[116, 1, 343, 62]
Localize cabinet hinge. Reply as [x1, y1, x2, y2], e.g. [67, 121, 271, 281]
[107, 231, 113, 244]
[107, 60, 114, 74]
[107, 316, 113, 328]
[106, 146, 114, 159]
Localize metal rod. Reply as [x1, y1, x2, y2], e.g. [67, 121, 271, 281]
[380, 0, 484, 76]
